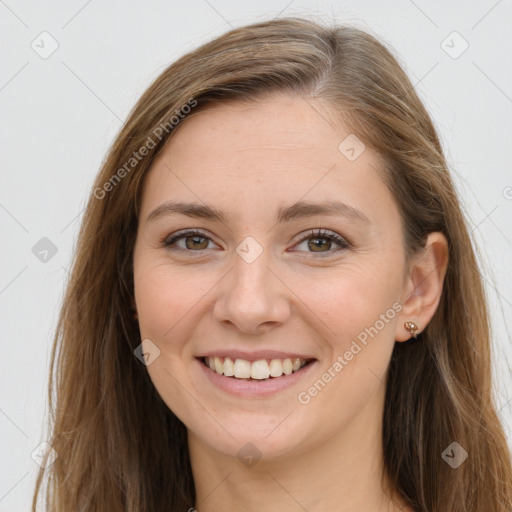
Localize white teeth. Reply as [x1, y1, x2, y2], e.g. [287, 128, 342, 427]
[250, 360, 270, 380]
[282, 358, 293, 375]
[223, 357, 235, 376]
[234, 359, 251, 378]
[204, 356, 310, 379]
[269, 359, 283, 377]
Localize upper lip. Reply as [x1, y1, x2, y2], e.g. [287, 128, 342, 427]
[196, 350, 317, 362]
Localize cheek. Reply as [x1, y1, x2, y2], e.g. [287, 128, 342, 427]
[135, 267, 179, 340]
[306, 260, 402, 340]
[133, 263, 207, 419]
[301, 261, 402, 408]
[296, 267, 401, 418]
[134, 262, 223, 350]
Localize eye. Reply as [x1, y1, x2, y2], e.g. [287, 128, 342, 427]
[161, 228, 350, 256]
[290, 229, 350, 255]
[162, 229, 218, 253]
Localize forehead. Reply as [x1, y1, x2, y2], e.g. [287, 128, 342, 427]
[139, 94, 396, 226]
[163, 94, 356, 166]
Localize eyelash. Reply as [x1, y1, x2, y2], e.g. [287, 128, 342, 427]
[161, 228, 350, 257]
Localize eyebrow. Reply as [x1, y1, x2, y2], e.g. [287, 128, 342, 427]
[145, 199, 370, 225]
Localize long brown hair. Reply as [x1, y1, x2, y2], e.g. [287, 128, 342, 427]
[32, 16, 512, 511]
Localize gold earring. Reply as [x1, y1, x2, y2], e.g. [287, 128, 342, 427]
[404, 321, 419, 339]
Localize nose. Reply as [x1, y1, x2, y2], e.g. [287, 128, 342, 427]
[213, 247, 291, 335]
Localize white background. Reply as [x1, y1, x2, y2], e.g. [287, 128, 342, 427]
[1, 1, 511, 510]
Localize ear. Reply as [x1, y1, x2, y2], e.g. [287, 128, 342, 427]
[395, 232, 449, 342]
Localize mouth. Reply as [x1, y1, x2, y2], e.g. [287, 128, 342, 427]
[197, 355, 316, 382]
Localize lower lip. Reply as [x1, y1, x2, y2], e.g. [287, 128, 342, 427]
[196, 357, 318, 398]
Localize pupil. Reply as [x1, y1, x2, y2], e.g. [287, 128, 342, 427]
[309, 237, 330, 252]
[186, 236, 207, 250]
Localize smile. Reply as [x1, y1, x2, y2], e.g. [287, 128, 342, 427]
[196, 355, 318, 398]
[201, 356, 313, 380]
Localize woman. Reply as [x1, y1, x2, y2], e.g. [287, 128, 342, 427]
[32, 16, 512, 512]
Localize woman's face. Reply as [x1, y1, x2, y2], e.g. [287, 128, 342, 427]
[133, 94, 409, 461]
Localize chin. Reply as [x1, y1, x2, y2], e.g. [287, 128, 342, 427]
[189, 415, 312, 463]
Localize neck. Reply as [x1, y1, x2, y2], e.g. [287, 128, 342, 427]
[187, 385, 409, 512]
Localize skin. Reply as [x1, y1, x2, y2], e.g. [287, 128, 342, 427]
[133, 94, 448, 512]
